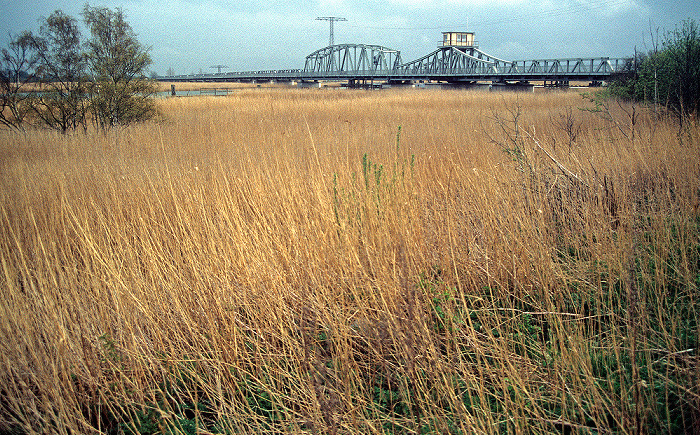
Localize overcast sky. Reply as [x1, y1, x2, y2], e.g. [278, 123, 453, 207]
[1, 0, 698, 75]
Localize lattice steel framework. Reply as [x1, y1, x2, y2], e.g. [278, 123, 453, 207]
[304, 44, 403, 75]
[398, 46, 513, 76]
[161, 41, 632, 84]
[502, 57, 628, 76]
[316, 17, 347, 47]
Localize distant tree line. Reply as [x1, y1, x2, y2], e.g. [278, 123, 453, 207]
[0, 4, 157, 132]
[610, 19, 700, 122]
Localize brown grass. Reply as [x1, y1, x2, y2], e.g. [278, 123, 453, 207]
[1, 88, 698, 434]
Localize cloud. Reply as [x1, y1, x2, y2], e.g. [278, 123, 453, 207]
[317, 0, 527, 11]
[3, 0, 681, 76]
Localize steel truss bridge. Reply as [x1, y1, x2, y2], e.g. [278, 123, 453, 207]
[162, 42, 632, 87]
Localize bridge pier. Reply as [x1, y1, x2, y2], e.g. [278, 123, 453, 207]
[343, 79, 389, 89]
[298, 80, 322, 88]
[543, 79, 570, 88]
[387, 79, 413, 87]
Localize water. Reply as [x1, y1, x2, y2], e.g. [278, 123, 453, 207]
[154, 88, 234, 98]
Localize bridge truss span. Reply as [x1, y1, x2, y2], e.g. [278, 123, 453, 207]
[397, 46, 514, 78]
[503, 57, 633, 81]
[304, 44, 403, 77]
[158, 37, 633, 87]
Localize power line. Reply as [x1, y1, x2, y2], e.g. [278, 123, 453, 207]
[316, 16, 347, 46]
[346, 0, 631, 31]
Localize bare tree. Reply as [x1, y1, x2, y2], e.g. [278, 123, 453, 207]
[30, 10, 89, 133]
[0, 31, 38, 131]
[1, 5, 156, 133]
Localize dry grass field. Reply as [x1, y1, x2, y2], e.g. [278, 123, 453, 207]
[0, 88, 698, 434]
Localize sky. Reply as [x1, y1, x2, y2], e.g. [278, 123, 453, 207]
[1, 0, 698, 76]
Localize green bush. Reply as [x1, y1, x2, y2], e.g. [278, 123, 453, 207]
[610, 19, 700, 120]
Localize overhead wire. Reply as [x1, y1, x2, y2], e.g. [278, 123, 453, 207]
[346, 0, 635, 31]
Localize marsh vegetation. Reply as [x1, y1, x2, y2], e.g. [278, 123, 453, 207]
[0, 88, 698, 434]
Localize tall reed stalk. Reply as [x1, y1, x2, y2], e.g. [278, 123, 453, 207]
[1, 88, 698, 434]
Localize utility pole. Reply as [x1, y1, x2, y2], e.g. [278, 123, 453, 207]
[316, 16, 347, 47]
[210, 65, 229, 74]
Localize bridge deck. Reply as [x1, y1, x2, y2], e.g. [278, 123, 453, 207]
[159, 44, 631, 85]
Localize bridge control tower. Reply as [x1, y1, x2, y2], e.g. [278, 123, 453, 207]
[441, 31, 476, 48]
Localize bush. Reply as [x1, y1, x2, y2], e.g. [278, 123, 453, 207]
[82, 4, 157, 129]
[0, 4, 156, 132]
[611, 19, 700, 120]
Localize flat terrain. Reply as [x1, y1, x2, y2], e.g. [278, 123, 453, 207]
[1, 88, 698, 434]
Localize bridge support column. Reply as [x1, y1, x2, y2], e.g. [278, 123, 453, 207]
[298, 80, 322, 88]
[544, 79, 569, 88]
[490, 82, 534, 92]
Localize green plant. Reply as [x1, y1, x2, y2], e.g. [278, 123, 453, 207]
[609, 18, 700, 121]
